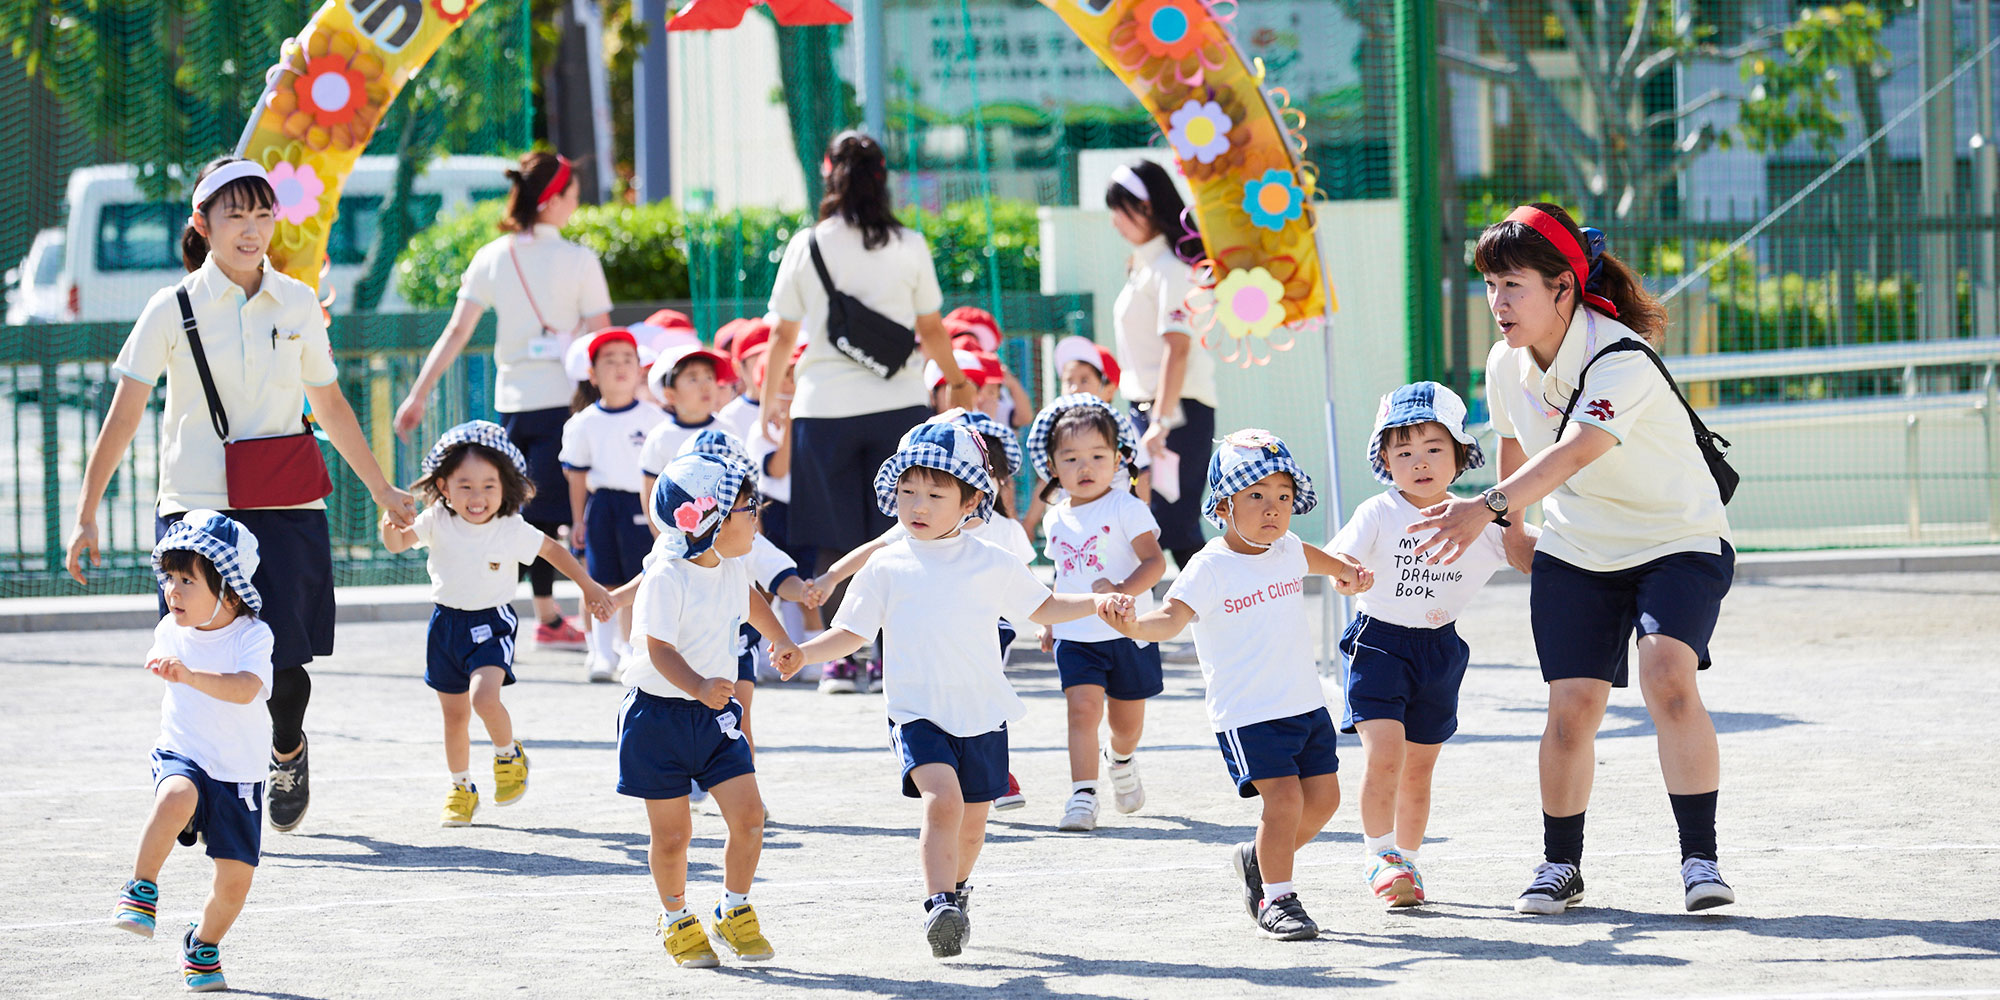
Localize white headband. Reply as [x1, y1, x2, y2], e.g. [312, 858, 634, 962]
[191, 161, 271, 211]
[1111, 164, 1151, 203]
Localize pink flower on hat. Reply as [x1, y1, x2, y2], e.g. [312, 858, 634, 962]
[673, 501, 704, 532]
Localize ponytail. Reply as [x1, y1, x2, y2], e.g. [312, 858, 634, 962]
[1104, 159, 1203, 267]
[501, 152, 570, 233]
[819, 130, 902, 251]
[181, 156, 277, 273]
[1473, 201, 1667, 346]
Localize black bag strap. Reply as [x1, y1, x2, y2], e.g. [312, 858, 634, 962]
[1558, 338, 1731, 453]
[175, 288, 231, 443]
[806, 229, 838, 297]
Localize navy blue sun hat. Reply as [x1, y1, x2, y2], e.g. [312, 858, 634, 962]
[1202, 428, 1318, 530]
[153, 510, 263, 614]
[1025, 393, 1140, 481]
[1367, 381, 1484, 486]
[649, 452, 751, 560]
[676, 427, 759, 493]
[874, 421, 998, 523]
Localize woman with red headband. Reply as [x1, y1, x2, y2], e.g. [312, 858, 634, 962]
[1409, 202, 1736, 916]
[394, 152, 613, 652]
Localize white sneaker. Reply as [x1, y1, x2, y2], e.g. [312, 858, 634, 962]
[586, 655, 616, 684]
[1105, 753, 1144, 813]
[1057, 790, 1099, 831]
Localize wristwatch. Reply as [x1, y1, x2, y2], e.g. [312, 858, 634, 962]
[1479, 488, 1512, 528]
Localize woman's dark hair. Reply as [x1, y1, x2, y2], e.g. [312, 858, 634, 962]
[182, 156, 277, 272]
[501, 152, 573, 233]
[1380, 422, 1472, 479]
[1473, 201, 1667, 346]
[819, 130, 903, 251]
[1037, 405, 1133, 503]
[415, 443, 536, 518]
[1105, 159, 1203, 266]
[157, 548, 254, 620]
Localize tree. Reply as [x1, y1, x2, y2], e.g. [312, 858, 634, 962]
[1734, 2, 1902, 218]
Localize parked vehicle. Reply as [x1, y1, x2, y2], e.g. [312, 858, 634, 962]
[4, 228, 72, 326]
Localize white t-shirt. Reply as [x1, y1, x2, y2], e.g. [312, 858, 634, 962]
[1486, 309, 1731, 572]
[1164, 534, 1324, 732]
[1113, 235, 1217, 408]
[883, 516, 1035, 566]
[750, 431, 791, 504]
[624, 554, 752, 699]
[1333, 489, 1506, 629]
[457, 226, 612, 413]
[833, 533, 1049, 737]
[1043, 489, 1159, 643]
[112, 258, 339, 514]
[714, 394, 759, 442]
[147, 615, 276, 782]
[767, 217, 942, 420]
[409, 506, 550, 611]
[560, 399, 666, 494]
[744, 532, 799, 592]
[637, 415, 723, 479]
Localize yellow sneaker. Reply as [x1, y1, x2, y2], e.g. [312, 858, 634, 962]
[493, 741, 528, 806]
[659, 912, 720, 968]
[441, 783, 478, 827]
[710, 902, 775, 961]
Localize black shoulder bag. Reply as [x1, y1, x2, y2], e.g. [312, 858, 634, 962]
[807, 230, 915, 380]
[1557, 338, 1739, 504]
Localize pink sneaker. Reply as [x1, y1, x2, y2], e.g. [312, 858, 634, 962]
[535, 617, 587, 650]
[993, 773, 1026, 811]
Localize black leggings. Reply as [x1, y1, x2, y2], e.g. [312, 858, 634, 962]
[269, 666, 311, 757]
[523, 519, 563, 601]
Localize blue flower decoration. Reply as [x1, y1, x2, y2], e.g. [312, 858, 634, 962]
[1242, 168, 1305, 232]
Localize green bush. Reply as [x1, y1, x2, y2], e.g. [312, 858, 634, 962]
[397, 197, 1043, 311]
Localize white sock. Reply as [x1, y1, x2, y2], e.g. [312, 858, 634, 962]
[1364, 833, 1396, 856]
[589, 616, 621, 665]
[662, 900, 691, 922]
[1262, 879, 1295, 903]
[1399, 845, 1421, 863]
[451, 770, 472, 787]
[493, 742, 516, 758]
[1071, 781, 1097, 795]
[722, 890, 750, 909]
[1109, 750, 1134, 765]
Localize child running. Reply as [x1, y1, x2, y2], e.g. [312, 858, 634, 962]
[561, 328, 668, 682]
[1025, 394, 1165, 832]
[1332, 382, 1531, 907]
[621, 450, 804, 968]
[796, 421, 1133, 959]
[1103, 430, 1372, 941]
[381, 421, 614, 827]
[111, 512, 273, 992]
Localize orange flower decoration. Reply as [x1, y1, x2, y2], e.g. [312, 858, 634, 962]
[294, 55, 366, 128]
[431, 0, 479, 24]
[260, 30, 386, 153]
[1131, 0, 1207, 60]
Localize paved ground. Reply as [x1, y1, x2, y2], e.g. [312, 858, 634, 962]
[2, 572, 1997, 999]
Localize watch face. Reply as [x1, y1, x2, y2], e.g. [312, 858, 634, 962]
[1485, 490, 1508, 511]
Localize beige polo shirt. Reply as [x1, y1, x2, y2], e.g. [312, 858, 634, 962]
[1113, 236, 1217, 408]
[767, 217, 941, 420]
[113, 258, 339, 515]
[457, 225, 612, 413]
[1486, 307, 1731, 572]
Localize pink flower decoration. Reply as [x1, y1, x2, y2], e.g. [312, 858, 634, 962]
[673, 501, 704, 532]
[693, 496, 717, 512]
[267, 162, 325, 226]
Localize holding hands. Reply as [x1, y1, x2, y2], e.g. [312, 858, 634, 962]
[580, 581, 616, 623]
[769, 639, 805, 680]
[1094, 592, 1136, 628]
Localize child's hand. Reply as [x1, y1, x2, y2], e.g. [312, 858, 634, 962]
[1331, 555, 1374, 596]
[582, 583, 615, 622]
[1090, 577, 1118, 594]
[1038, 624, 1053, 653]
[570, 522, 588, 554]
[1094, 593, 1135, 626]
[148, 656, 189, 684]
[697, 677, 735, 710]
[770, 641, 804, 680]
[799, 578, 826, 609]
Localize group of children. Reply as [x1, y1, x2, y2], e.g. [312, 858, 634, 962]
[116, 302, 1553, 985]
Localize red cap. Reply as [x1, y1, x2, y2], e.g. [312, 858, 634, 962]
[974, 351, 1006, 383]
[589, 327, 638, 362]
[646, 308, 695, 332]
[943, 306, 1001, 351]
[730, 318, 772, 364]
[1096, 346, 1122, 386]
[950, 332, 984, 354]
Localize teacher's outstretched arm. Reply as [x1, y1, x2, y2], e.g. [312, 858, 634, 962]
[65, 376, 153, 585]
[307, 381, 416, 528]
[1407, 424, 1612, 566]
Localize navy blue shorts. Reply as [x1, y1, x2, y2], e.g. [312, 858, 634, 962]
[616, 689, 755, 799]
[152, 750, 263, 867]
[156, 509, 332, 671]
[997, 621, 1016, 659]
[1531, 542, 1734, 688]
[1338, 615, 1471, 744]
[425, 605, 518, 694]
[1055, 637, 1164, 700]
[583, 489, 652, 587]
[504, 406, 573, 526]
[890, 718, 1009, 803]
[789, 404, 931, 556]
[758, 499, 818, 577]
[737, 650, 756, 684]
[1215, 707, 1341, 799]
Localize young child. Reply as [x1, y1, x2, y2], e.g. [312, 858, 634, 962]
[562, 328, 669, 682]
[944, 306, 1033, 428]
[796, 421, 1133, 960]
[112, 512, 273, 992]
[381, 421, 614, 827]
[1102, 430, 1373, 941]
[712, 317, 770, 444]
[1331, 382, 1528, 907]
[743, 339, 828, 652]
[924, 349, 994, 415]
[1024, 394, 1165, 832]
[638, 342, 736, 504]
[620, 450, 804, 968]
[1021, 376, 1150, 527]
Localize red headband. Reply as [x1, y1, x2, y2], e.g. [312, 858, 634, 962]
[535, 157, 573, 210]
[1503, 206, 1619, 319]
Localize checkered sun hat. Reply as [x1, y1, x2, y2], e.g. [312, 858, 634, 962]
[152, 510, 263, 614]
[1367, 381, 1485, 486]
[874, 420, 998, 523]
[422, 420, 528, 478]
[649, 452, 751, 560]
[1025, 393, 1139, 481]
[675, 427, 759, 494]
[932, 408, 1023, 480]
[1202, 428, 1318, 529]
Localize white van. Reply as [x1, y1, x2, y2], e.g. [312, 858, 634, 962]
[60, 154, 515, 321]
[4, 228, 72, 325]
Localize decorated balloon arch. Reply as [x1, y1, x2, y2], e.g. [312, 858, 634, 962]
[241, 0, 1336, 368]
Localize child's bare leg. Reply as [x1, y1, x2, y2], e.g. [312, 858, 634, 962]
[910, 764, 966, 895]
[955, 801, 991, 882]
[707, 773, 765, 895]
[733, 680, 756, 752]
[643, 797, 694, 907]
[1396, 741, 1444, 851]
[438, 691, 473, 775]
[802, 605, 825, 632]
[1249, 776, 1304, 885]
[134, 777, 199, 881]
[468, 667, 512, 750]
[1295, 772, 1341, 850]
[194, 860, 254, 943]
[1355, 720, 1407, 839]
[1064, 685, 1106, 782]
[1105, 697, 1145, 759]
